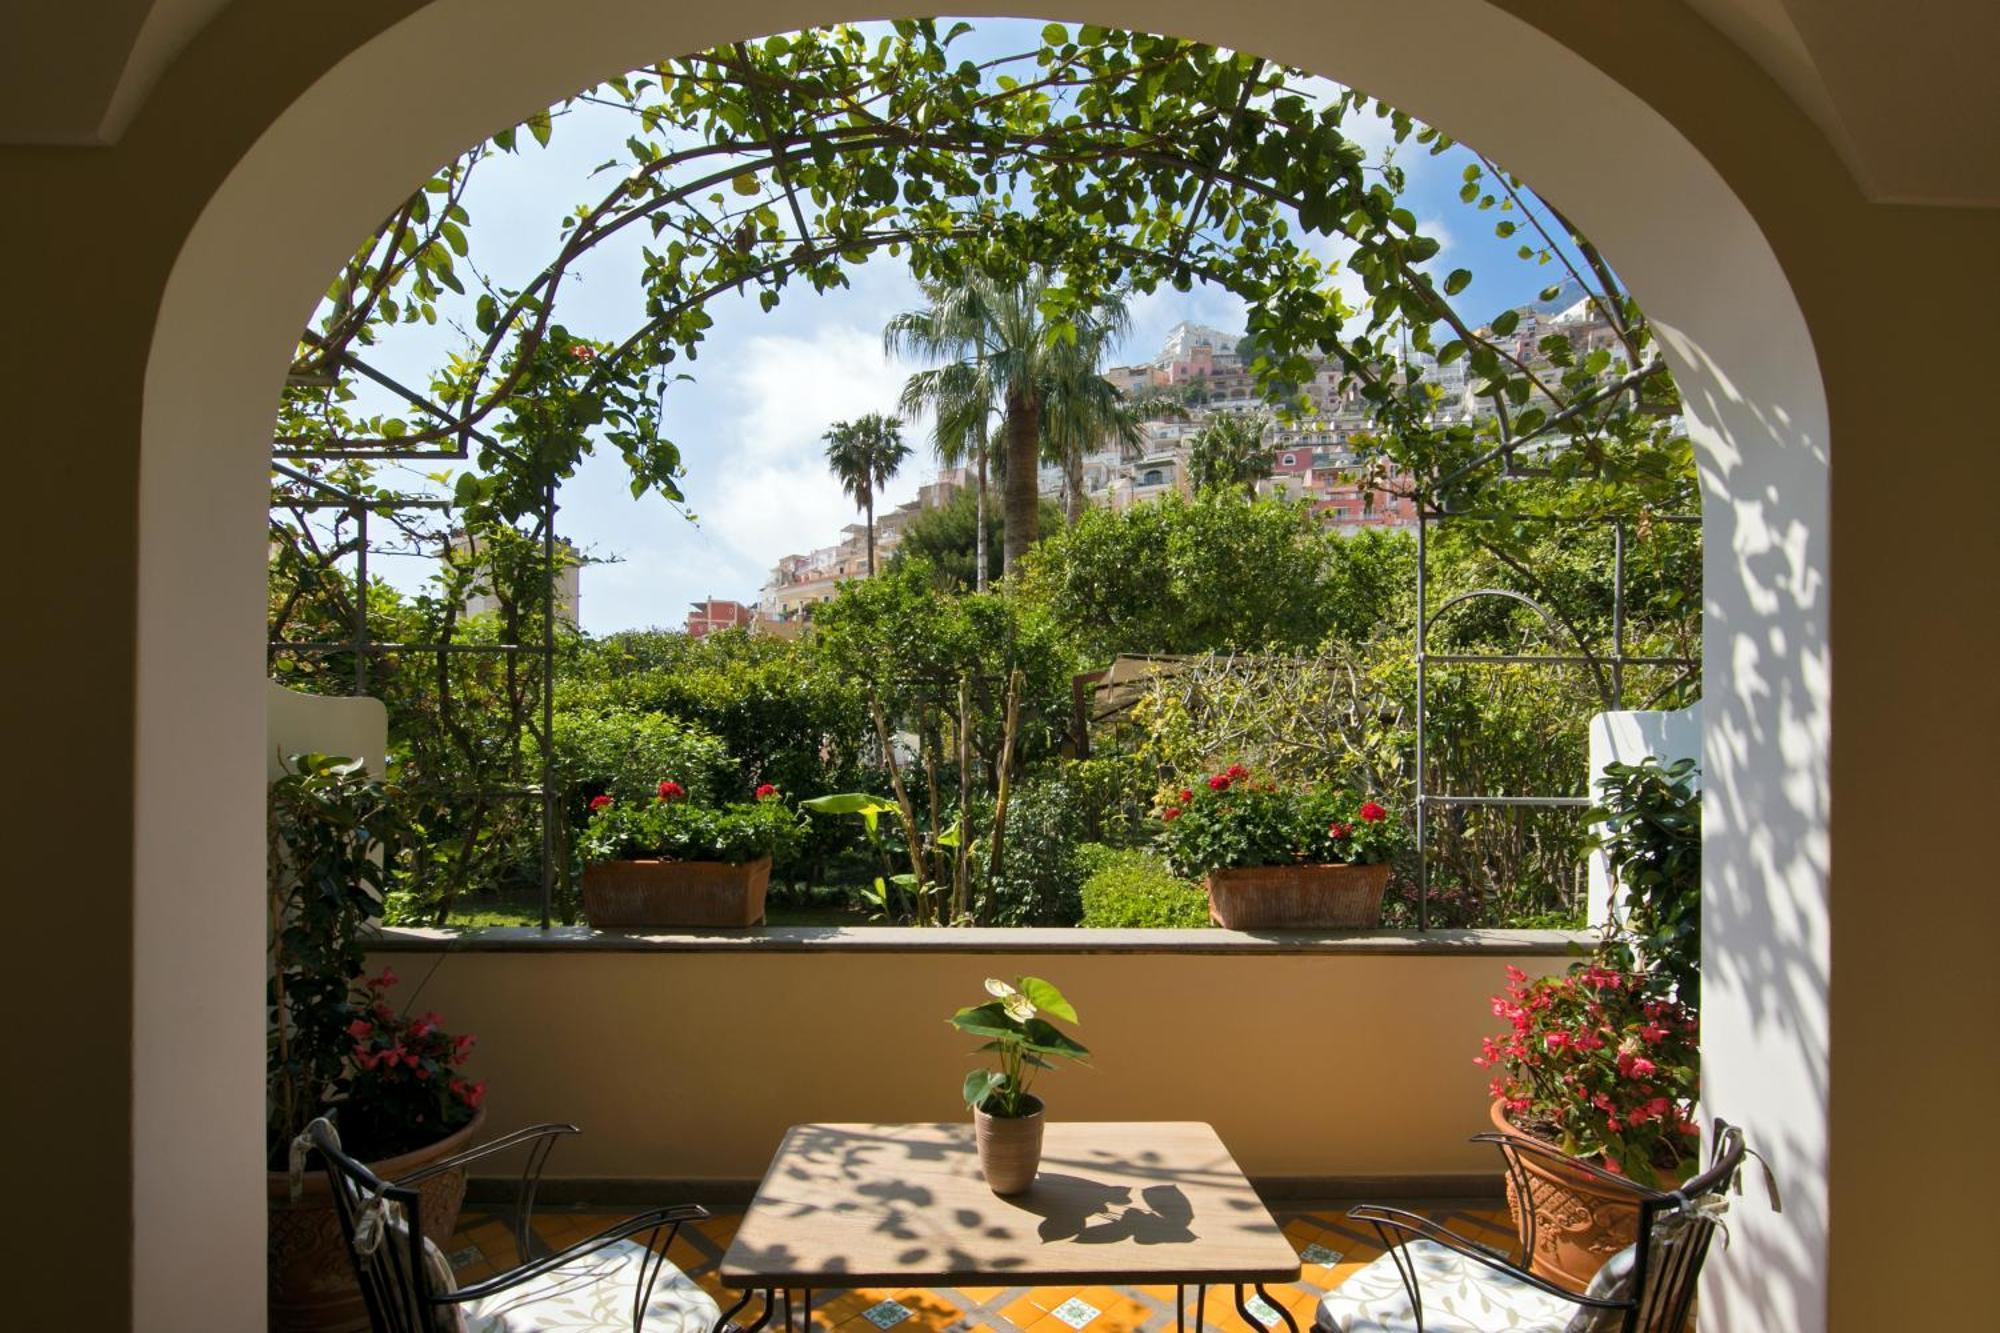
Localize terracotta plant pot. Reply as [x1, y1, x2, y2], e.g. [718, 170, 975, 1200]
[268, 1107, 486, 1333]
[1204, 862, 1392, 929]
[580, 855, 771, 927]
[974, 1095, 1046, 1195]
[1488, 1100, 1639, 1294]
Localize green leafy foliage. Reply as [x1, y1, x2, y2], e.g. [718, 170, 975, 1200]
[1588, 757, 1701, 1013]
[1077, 847, 1210, 928]
[1017, 493, 1412, 660]
[266, 754, 410, 1162]
[578, 791, 804, 866]
[552, 708, 734, 814]
[889, 485, 1063, 590]
[1185, 412, 1275, 496]
[988, 772, 1091, 926]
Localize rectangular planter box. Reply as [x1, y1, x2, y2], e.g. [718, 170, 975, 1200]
[580, 855, 771, 928]
[1204, 862, 1392, 929]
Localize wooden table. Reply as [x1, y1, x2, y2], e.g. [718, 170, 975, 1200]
[716, 1121, 1303, 1331]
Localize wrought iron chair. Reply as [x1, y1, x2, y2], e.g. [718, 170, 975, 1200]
[305, 1117, 720, 1333]
[1315, 1120, 1750, 1333]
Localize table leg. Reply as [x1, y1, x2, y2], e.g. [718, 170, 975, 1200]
[1233, 1283, 1301, 1333]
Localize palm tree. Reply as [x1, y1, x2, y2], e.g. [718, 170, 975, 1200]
[887, 267, 1135, 575]
[895, 358, 996, 589]
[1186, 410, 1274, 495]
[822, 412, 911, 576]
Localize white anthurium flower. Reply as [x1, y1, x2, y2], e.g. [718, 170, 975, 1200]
[985, 977, 1037, 1022]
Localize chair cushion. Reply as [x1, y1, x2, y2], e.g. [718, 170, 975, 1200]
[462, 1239, 721, 1333]
[1315, 1240, 1583, 1332]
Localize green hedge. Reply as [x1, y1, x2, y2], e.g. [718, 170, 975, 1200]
[1077, 845, 1211, 928]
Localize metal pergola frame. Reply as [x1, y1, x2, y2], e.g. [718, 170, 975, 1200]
[1411, 501, 1699, 928]
[271, 352, 567, 929]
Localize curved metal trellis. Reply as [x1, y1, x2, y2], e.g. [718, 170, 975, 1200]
[270, 400, 566, 929]
[1412, 504, 1699, 928]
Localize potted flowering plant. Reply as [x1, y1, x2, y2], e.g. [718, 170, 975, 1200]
[1153, 763, 1403, 928]
[1476, 963, 1700, 1291]
[267, 754, 487, 1332]
[576, 780, 803, 927]
[950, 977, 1090, 1194]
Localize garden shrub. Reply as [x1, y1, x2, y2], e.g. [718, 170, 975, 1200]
[551, 708, 735, 814]
[1065, 752, 1157, 847]
[1078, 847, 1210, 928]
[987, 771, 1089, 926]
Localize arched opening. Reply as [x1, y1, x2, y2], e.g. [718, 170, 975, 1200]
[138, 3, 1829, 1328]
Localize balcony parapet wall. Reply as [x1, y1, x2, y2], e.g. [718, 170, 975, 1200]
[368, 929, 1583, 1196]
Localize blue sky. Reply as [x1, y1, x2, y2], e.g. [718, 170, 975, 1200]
[332, 18, 1586, 633]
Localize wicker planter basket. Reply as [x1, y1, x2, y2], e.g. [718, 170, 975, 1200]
[1204, 862, 1392, 929]
[580, 855, 771, 927]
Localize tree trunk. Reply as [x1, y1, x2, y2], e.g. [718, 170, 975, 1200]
[1064, 439, 1085, 525]
[974, 440, 989, 592]
[864, 486, 876, 576]
[1001, 389, 1041, 573]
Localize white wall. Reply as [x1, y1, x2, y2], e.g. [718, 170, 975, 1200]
[265, 683, 389, 779]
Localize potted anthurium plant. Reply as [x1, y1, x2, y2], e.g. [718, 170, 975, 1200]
[577, 779, 803, 927]
[268, 754, 487, 1333]
[1154, 763, 1403, 928]
[1476, 756, 1703, 1293]
[950, 977, 1090, 1194]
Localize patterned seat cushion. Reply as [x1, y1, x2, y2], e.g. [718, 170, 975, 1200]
[459, 1239, 721, 1333]
[1314, 1239, 1590, 1333]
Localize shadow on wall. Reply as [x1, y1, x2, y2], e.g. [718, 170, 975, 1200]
[1661, 322, 1830, 1331]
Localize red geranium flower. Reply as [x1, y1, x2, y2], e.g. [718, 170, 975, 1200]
[1179, 788, 1194, 803]
[1207, 774, 1231, 791]
[589, 794, 614, 811]
[1358, 800, 1388, 823]
[1328, 822, 1351, 839]
[754, 783, 778, 800]
[346, 1018, 373, 1039]
[1226, 763, 1248, 780]
[657, 779, 685, 802]
[1162, 807, 1183, 821]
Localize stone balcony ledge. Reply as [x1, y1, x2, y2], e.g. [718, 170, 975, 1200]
[371, 924, 1587, 956]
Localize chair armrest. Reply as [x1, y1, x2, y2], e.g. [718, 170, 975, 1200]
[392, 1123, 582, 1187]
[1346, 1205, 1632, 1312]
[442, 1203, 711, 1304]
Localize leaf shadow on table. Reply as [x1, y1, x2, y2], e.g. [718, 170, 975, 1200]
[1009, 1176, 1200, 1246]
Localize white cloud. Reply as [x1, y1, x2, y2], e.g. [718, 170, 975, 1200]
[699, 320, 938, 565]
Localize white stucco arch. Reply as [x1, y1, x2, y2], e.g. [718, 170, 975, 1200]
[139, 3, 1829, 1327]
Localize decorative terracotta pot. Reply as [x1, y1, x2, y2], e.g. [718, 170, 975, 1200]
[580, 855, 771, 927]
[1489, 1100, 1638, 1294]
[268, 1107, 486, 1333]
[974, 1094, 1046, 1195]
[1204, 862, 1391, 929]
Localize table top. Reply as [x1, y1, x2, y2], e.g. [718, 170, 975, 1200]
[719, 1121, 1301, 1289]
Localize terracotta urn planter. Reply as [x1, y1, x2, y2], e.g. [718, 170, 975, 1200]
[1488, 1100, 1639, 1294]
[974, 1094, 1046, 1195]
[267, 1107, 486, 1333]
[1204, 862, 1391, 929]
[580, 854, 771, 927]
